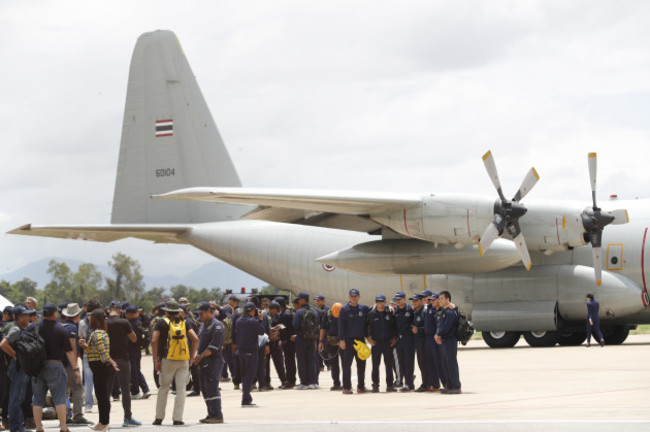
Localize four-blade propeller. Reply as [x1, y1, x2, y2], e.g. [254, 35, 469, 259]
[578, 152, 629, 286]
[478, 151, 539, 271]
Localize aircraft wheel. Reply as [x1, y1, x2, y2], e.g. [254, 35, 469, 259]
[558, 332, 587, 346]
[481, 331, 520, 348]
[602, 325, 629, 345]
[523, 330, 560, 347]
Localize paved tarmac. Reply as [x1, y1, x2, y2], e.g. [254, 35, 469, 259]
[40, 334, 650, 432]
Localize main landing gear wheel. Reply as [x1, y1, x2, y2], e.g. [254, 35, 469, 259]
[558, 332, 587, 346]
[482, 331, 520, 348]
[523, 331, 560, 347]
[602, 325, 629, 345]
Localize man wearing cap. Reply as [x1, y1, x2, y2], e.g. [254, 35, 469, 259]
[234, 302, 264, 407]
[31, 302, 79, 432]
[125, 305, 150, 400]
[152, 300, 199, 425]
[178, 305, 200, 397]
[319, 302, 342, 390]
[61, 303, 92, 425]
[393, 291, 415, 391]
[435, 291, 461, 394]
[276, 297, 296, 389]
[424, 293, 443, 391]
[585, 294, 605, 347]
[106, 300, 142, 427]
[410, 293, 429, 392]
[221, 295, 240, 384]
[265, 302, 287, 389]
[292, 292, 319, 390]
[338, 288, 370, 394]
[314, 295, 329, 372]
[366, 294, 397, 393]
[193, 302, 225, 423]
[0, 305, 32, 432]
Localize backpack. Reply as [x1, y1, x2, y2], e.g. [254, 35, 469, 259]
[299, 306, 320, 341]
[14, 323, 46, 377]
[163, 317, 189, 360]
[454, 309, 475, 346]
[222, 316, 233, 345]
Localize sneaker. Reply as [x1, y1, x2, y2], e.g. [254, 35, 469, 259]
[233, 384, 240, 390]
[187, 391, 200, 397]
[444, 388, 461, 394]
[123, 418, 142, 427]
[72, 415, 93, 425]
[279, 383, 293, 390]
[220, 377, 231, 382]
[386, 386, 397, 393]
[371, 385, 380, 393]
[342, 389, 353, 395]
[142, 392, 151, 399]
[357, 387, 367, 394]
[152, 419, 162, 426]
[429, 387, 440, 392]
[307, 384, 319, 390]
[294, 384, 309, 390]
[199, 418, 223, 424]
[84, 407, 93, 414]
[330, 384, 342, 391]
[241, 403, 257, 408]
[131, 392, 143, 400]
[173, 420, 184, 425]
[112, 396, 120, 402]
[415, 386, 427, 393]
[599, 339, 605, 347]
[399, 387, 412, 393]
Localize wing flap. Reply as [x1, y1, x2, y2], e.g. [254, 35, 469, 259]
[7, 224, 191, 244]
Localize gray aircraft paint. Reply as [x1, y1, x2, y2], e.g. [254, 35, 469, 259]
[9, 30, 650, 335]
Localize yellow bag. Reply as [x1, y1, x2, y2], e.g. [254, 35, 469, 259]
[353, 339, 370, 361]
[164, 317, 190, 361]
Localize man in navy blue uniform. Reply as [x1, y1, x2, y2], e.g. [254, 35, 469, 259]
[276, 297, 296, 389]
[338, 288, 370, 394]
[292, 292, 318, 389]
[435, 291, 461, 394]
[366, 294, 397, 393]
[585, 293, 605, 347]
[193, 301, 225, 423]
[393, 291, 415, 392]
[314, 295, 329, 372]
[319, 303, 342, 390]
[424, 293, 443, 391]
[410, 293, 429, 392]
[265, 302, 287, 389]
[234, 302, 264, 407]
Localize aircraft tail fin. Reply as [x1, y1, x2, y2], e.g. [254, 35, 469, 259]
[111, 30, 245, 224]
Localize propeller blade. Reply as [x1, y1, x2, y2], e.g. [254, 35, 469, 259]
[588, 152, 598, 208]
[592, 246, 602, 286]
[479, 222, 500, 256]
[482, 151, 507, 202]
[513, 232, 532, 271]
[513, 167, 540, 202]
[610, 209, 629, 225]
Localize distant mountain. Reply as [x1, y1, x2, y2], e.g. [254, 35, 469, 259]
[0, 257, 266, 293]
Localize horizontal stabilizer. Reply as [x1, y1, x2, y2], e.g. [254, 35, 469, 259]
[7, 224, 191, 244]
[153, 187, 422, 216]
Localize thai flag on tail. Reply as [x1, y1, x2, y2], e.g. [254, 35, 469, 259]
[155, 119, 173, 137]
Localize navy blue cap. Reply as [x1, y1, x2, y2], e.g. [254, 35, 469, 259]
[27, 309, 37, 316]
[274, 296, 286, 305]
[269, 301, 280, 310]
[393, 291, 406, 300]
[375, 294, 386, 302]
[178, 304, 188, 312]
[349, 288, 360, 296]
[422, 289, 433, 297]
[109, 299, 121, 309]
[315, 295, 325, 301]
[429, 292, 439, 300]
[125, 305, 138, 314]
[58, 302, 68, 310]
[243, 302, 256, 312]
[298, 291, 310, 300]
[197, 301, 213, 311]
[228, 295, 240, 302]
[13, 305, 27, 316]
[42, 302, 59, 313]
[409, 293, 424, 300]
[3, 306, 13, 314]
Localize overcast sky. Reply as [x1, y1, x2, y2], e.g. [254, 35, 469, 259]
[2, 1, 650, 280]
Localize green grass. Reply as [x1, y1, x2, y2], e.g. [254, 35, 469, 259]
[631, 324, 650, 334]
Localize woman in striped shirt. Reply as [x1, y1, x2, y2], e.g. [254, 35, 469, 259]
[85, 309, 120, 431]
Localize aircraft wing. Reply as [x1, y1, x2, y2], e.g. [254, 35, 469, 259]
[7, 224, 191, 244]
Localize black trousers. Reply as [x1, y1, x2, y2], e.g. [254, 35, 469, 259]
[281, 340, 296, 385]
[238, 350, 257, 405]
[89, 361, 115, 425]
[371, 339, 394, 387]
[265, 340, 286, 386]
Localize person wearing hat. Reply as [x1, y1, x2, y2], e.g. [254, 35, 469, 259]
[106, 300, 142, 427]
[393, 291, 415, 391]
[338, 288, 370, 394]
[292, 292, 319, 390]
[0, 305, 33, 432]
[31, 302, 80, 432]
[435, 291, 461, 394]
[61, 303, 92, 425]
[318, 302, 342, 390]
[151, 300, 198, 425]
[366, 294, 397, 393]
[313, 295, 329, 372]
[221, 296, 240, 384]
[276, 297, 296, 389]
[585, 294, 605, 347]
[125, 305, 151, 400]
[410, 293, 429, 392]
[192, 302, 225, 423]
[264, 302, 287, 390]
[177, 305, 200, 397]
[234, 302, 264, 407]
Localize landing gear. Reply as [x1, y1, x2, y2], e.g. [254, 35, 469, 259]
[523, 331, 560, 347]
[558, 332, 587, 346]
[481, 331, 521, 348]
[601, 325, 629, 345]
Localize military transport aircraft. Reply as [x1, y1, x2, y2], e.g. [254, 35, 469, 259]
[9, 30, 650, 348]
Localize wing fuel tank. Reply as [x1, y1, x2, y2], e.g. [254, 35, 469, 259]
[316, 238, 520, 275]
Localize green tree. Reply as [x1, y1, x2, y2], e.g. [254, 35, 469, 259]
[44, 260, 72, 303]
[69, 263, 103, 304]
[169, 284, 189, 301]
[105, 253, 145, 302]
